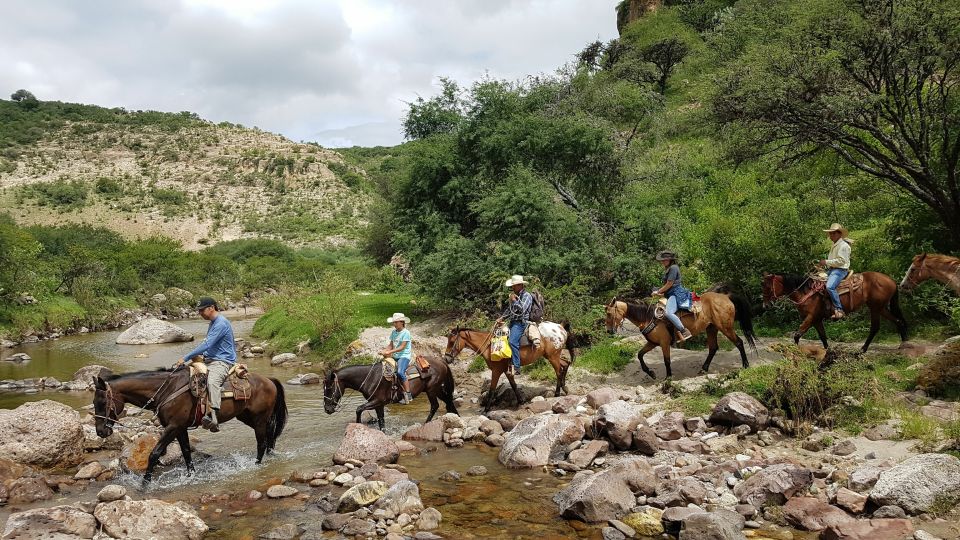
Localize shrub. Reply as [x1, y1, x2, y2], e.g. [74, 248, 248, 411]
[20, 179, 89, 209]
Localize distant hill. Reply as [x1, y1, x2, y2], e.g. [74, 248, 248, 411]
[0, 97, 372, 249]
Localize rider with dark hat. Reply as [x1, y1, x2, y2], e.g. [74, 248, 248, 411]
[652, 251, 694, 342]
[175, 297, 235, 432]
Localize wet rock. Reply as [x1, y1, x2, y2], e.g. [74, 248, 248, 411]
[417, 507, 442, 530]
[709, 392, 769, 432]
[334, 423, 399, 465]
[247, 489, 263, 501]
[869, 454, 960, 514]
[439, 470, 461, 482]
[479, 419, 504, 436]
[783, 497, 854, 531]
[4, 353, 30, 363]
[7, 477, 54, 504]
[266, 484, 298, 498]
[98, 484, 127, 503]
[734, 463, 813, 509]
[270, 353, 297, 366]
[115, 318, 194, 345]
[2, 505, 97, 539]
[94, 499, 208, 540]
[594, 400, 647, 450]
[568, 440, 609, 468]
[402, 420, 445, 442]
[820, 518, 914, 540]
[873, 505, 908, 519]
[485, 433, 505, 447]
[602, 526, 626, 540]
[849, 465, 883, 492]
[608, 518, 635, 537]
[338, 480, 388, 512]
[371, 467, 409, 486]
[498, 414, 585, 468]
[623, 506, 664, 536]
[587, 387, 624, 408]
[120, 433, 182, 473]
[0, 400, 84, 469]
[835, 487, 868, 514]
[74, 461, 106, 480]
[662, 507, 706, 535]
[286, 373, 320, 385]
[260, 523, 300, 540]
[467, 465, 488, 476]
[679, 510, 746, 540]
[553, 457, 657, 522]
[372, 480, 424, 515]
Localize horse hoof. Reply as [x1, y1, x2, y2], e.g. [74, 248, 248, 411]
[697, 368, 708, 375]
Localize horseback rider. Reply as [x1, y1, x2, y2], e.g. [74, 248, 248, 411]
[174, 297, 235, 432]
[496, 275, 532, 377]
[820, 223, 852, 320]
[380, 313, 413, 404]
[652, 251, 694, 342]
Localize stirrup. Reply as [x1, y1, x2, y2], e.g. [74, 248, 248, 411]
[831, 310, 846, 320]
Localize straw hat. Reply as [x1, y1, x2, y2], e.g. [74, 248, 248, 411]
[504, 275, 528, 287]
[823, 223, 849, 237]
[387, 312, 410, 324]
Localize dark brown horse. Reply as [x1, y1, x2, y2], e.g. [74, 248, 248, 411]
[323, 356, 458, 431]
[901, 253, 960, 295]
[604, 292, 756, 379]
[443, 323, 575, 413]
[762, 272, 907, 352]
[93, 368, 287, 485]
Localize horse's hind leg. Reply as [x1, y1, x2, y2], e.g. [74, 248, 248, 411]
[719, 323, 749, 369]
[176, 430, 194, 475]
[862, 310, 881, 353]
[814, 321, 829, 349]
[700, 327, 719, 374]
[661, 343, 673, 379]
[505, 371, 524, 407]
[879, 307, 907, 342]
[425, 391, 440, 423]
[637, 341, 657, 379]
[551, 354, 564, 397]
[484, 367, 504, 413]
[143, 426, 179, 486]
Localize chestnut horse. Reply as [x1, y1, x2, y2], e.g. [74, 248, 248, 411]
[604, 292, 756, 379]
[322, 356, 458, 431]
[901, 253, 960, 295]
[762, 272, 907, 352]
[443, 322, 575, 413]
[93, 368, 287, 485]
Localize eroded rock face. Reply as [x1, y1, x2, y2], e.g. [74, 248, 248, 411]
[498, 414, 585, 468]
[553, 458, 657, 522]
[709, 392, 769, 432]
[94, 500, 208, 540]
[593, 400, 647, 450]
[869, 453, 960, 514]
[333, 423, 399, 465]
[2, 505, 97, 539]
[733, 463, 813, 509]
[115, 318, 194, 345]
[0, 400, 84, 469]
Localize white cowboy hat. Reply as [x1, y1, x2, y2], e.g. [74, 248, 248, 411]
[504, 275, 528, 287]
[823, 223, 849, 236]
[387, 313, 410, 324]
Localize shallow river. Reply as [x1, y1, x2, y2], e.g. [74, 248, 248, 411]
[0, 318, 595, 539]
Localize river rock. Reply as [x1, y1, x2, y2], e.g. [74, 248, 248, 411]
[338, 480, 389, 512]
[98, 484, 127, 502]
[709, 392, 769, 432]
[334, 423, 399, 465]
[820, 518, 914, 540]
[849, 465, 883, 492]
[6, 477, 54, 504]
[271, 353, 297, 366]
[835, 487, 868, 514]
[4, 353, 30, 363]
[594, 400, 647, 450]
[266, 484, 299, 498]
[74, 461, 106, 480]
[553, 457, 657, 522]
[568, 440, 609, 468]
[733, 463, 813, 509]
[260, 523, 300, 540]
[0, 400, 84, 468]
[286, 373, 320, 385]
[342, 518, 375, 536]
[402, 420, 445, 442]
[372, 479, 424, 515]
[2, 505, 97, 539]
[869, 453, 960, 514]
[115, 318, 194, 345]
[417, 507, 442, 530]
[498, 414, 585, 468]
[783, 497, 854, 531]
[654, 411, 687, 441]
[623, 507, 664, 536]
[94, 499, 208, 540]
[69, 365, 113, 390]
[679, 510, 746, 540]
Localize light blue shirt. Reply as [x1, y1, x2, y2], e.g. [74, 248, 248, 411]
[183, 314, 236, 364]
[390, 328, 412, 359]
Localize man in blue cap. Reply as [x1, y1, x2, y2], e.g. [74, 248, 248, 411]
[175, 297, 235, 432]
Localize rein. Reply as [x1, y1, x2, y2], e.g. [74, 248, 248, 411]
[325, 363, 386, 413]
[95, 368, 185, 428]
[445, 325, 497, 365]
[769, 275, 813, 307]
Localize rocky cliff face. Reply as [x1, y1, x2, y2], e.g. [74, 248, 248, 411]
[617, 0, 662, 34]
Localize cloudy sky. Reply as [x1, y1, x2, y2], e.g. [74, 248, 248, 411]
[1, 0, 618, 147]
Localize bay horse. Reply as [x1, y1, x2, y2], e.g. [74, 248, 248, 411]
[443, 322, 575, 413]
[901, 253, 960, 295]
[93, 368, 287, 485]
[604, 292, 756, 379]
[323, 356, 458, 431]
[761, 272, 907, 352]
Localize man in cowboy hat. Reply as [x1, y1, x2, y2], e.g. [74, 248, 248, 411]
[380, 313, 413, 404]
[496, 275, 533, 377]
[820, 223, 853, 320]
[175, 297, 236, 432]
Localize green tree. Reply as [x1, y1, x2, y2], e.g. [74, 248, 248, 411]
[402, 78, 464, 140]
[10, 89, 39, 110]
[640, 37, 690, 94]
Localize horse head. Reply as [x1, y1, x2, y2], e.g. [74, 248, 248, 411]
[900, 253, 928, 292]
[92, 376, 122, 438]
[444, 327, 465, 362]
[761, 273, 783, 308]
[322, 371, 343, 414]
[604, 297, 627, 334]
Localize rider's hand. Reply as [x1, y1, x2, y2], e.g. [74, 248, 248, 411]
[651, 291, 662, 297]
[173, 359, 185, 369]
[495, 317, 504, 326]
[509, 293, 517, 302]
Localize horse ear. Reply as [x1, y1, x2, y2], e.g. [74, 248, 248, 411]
[93, 376, 107, 391]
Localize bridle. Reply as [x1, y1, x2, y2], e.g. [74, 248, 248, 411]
[91, 368, 183, 428]
[765, 274, 811, 307]
[902, 258, 927, 290]
[93, 382, 125, 428]
[443, 328, 495, 364]
[323, 373, 345, 412]
[605, 301, 627, 333]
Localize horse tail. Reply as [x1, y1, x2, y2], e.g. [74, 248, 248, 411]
[267, 378, 288, 451]
[563, 321, 576, 366]
[889, 287, 908, 339]
[442, 362, 456, 402]
[729, 294, 758, 353]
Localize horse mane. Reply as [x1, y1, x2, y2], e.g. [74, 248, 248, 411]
[780, 274, 811, 294]
[105, 368, 175, 381]
[612, 296, 657, 322]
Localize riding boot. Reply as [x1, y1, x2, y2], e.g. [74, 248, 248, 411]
[202, 408, 220, 432]
[403, 392, 413, 404]
[831, 309, 846, 320]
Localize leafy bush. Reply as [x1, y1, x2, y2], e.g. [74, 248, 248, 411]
[19, 179, 89, 209]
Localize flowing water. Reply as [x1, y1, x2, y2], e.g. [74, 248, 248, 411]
[0, 318, 595, 539]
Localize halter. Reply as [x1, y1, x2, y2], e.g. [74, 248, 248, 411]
[323, 373, 346, 412]
[324, 365, 385, 413]
[766, 275, 812, 307]
[444, 327, 496, 365]
[91, 368, 183, 427]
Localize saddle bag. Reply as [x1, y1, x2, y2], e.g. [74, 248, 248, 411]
[490, 335, 512, 361]
[416, 355, 430, 371]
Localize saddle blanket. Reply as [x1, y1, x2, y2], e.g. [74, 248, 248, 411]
[383, 356, 430, 381]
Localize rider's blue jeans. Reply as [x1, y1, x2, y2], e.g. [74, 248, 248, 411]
[665, 296, 687, 332]
[395, 356, 411, 382]
[826, 268, 849, 311]
[508, 322, 524, 372]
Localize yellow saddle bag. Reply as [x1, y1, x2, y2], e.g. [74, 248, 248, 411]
[490, 335, 512, 361]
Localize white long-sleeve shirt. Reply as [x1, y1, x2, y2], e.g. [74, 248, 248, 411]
[825, 239, 851, 270]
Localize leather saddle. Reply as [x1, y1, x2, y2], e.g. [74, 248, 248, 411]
[809, 271, 864, 295]
[189, 361, 252, 402]
[654, 297, 703, 319]
[382, 356, 431, 382]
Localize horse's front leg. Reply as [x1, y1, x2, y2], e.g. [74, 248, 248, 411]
[355, 400, 382, 429]
[376, 406, 385, 431]
[794, 311, 817, 345]
[484, 366, 504, 414]
[143, 426, 179, 487]
[637, 341, 657, 379]
[176, 430, 194, 475]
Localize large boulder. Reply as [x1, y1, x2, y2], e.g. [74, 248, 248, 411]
[869, 453, 960, 514]
[115, 318, 194, 345]
[333, 423, 399, 465]
[783, 497, 854, 531]
[0, 400, 84, 468]
[498, 414, 585, 468]
[94, 500, 208, 540]
[338, 481, 389, 512]
[679, 511, 746, 540]
[68, 365, 113, 391]
[2, 505, 97, 539]
[553, 457, 657, 522]
[709, 392, 769, 432]
[586, 387, 625, 408]
[402, 420, 445, 442]
[820, 518, 914, 540]
[733, 463, 813, 509]
[593, 400, 647, 450]
[372, 479, 424, 515]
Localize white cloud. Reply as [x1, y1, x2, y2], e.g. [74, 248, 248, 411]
[0, 0, 618, 147]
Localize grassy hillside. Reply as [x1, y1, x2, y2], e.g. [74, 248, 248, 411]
[0, 98, 372, 249]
